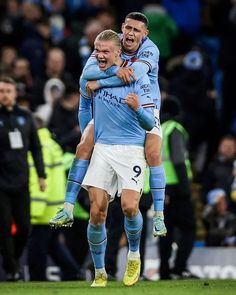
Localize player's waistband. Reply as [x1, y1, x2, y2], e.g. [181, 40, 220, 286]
[95, 143, 144, 152]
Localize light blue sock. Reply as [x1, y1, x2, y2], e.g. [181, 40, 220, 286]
[87, 222, 107, 269]
[124, 211, 143, 252]
[65, 159, 89, 204]
[150, 165, 166, 212]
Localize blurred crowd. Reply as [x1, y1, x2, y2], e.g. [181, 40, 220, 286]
[1, 0, 236, 281]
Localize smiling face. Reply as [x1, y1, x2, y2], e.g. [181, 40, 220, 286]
[121, 18, 148, 53]
[94, 39, 121, 71]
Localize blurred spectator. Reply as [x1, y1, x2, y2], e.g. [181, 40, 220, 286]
[96, 7, 117, 30]
[112, 0, 144, 25]
[17, 1, 51, 77]
[0, 77, 45, 281]
[44, 0, 68, 45]
[72, 0, 110, 25]
[168, 48, 219, 177]
[32, 47, 73, 110]
[12, 57, 33, 97]
[159, 96, 198, 280]
[161, 0, 201, 54]
[78, 18, 105, 68]
[36, 77, 65, 124]
[60, 19, 83, 79]
[142, 0, 178, 73]
[27, 115, 83, 281]
[0, 0, 22, 48]
[0, 46, 17, 77]
[203, 188, 236, 246]
[218, 0, 236, 135]
[202, 134, 236, 213]
[48, 85, 80, 154]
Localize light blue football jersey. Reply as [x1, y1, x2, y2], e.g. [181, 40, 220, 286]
[80, 74, 155, 146]
[120, 36, 161, 109]
[82, 36, 161, 109]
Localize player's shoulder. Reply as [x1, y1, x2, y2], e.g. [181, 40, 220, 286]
[138, 37, 159, 55]
[135, 73, 151, 86]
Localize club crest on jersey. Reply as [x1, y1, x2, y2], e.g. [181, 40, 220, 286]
[16, 116, 26, 125]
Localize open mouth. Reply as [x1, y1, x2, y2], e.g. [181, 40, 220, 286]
[98, 60, 107, 69]
[124, 37, 134, 46]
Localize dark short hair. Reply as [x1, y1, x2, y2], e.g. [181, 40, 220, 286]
[125, 12, 149, 28]
[0, 76, 17, 87]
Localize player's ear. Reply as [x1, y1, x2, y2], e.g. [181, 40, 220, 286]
[144, 28, 149, 37]
[117, 47, 121, 56]
[121, 22, 125, 33]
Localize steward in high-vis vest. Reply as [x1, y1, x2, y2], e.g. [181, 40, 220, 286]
[28, 127, 65, 224]
[158, 96, 197, 280]
[162, 120, 192, 191]
[27, 117, 82, 281]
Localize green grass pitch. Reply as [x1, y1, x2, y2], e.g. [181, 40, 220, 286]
[0, 280, 236, 295]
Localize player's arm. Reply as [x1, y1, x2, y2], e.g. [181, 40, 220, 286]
[101, 44, 159, 85]
[82, 54, 135, 89]
[79, 78, 92, 133]
[95, 61, 150, 88]
[85, 62, 147, 94]
[81, 54, 118, 80]
[126, 76, 155, 131]
[125, 77, 155, 131]
[87, 45, 158, 88]
[83, 44, 158, 93]
[125, 93, 155, 131]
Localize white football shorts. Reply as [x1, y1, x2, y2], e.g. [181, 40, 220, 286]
[147, 109, 162, 138]
[82, 143, 147, 201]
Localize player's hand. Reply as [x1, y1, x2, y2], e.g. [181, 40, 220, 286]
[39, 177, 46, 192]
[86, 81, 100, 98]
[116, 67, 136, 84]
[125, 93, 140, 111]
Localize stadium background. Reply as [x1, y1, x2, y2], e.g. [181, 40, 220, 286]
[1, 0, 236, 281]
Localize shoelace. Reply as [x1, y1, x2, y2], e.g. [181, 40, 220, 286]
[127, 261, 139, 277]
[95, 273, 107, 281]
[154, 218, 164, 230]
[56, 208, 64, 215]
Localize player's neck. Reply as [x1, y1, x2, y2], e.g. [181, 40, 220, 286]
[115, 57, 124, 67]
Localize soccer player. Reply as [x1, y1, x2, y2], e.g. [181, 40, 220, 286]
[82, 30, 154, 287]
[50, 12, 166, 237]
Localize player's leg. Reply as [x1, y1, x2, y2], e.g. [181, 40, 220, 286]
[121, 189, 142, 286]
[83, 143, 118, 287]
[112, 145, 146, 286]
[87, 187, 109, 287]
[145, 112, 167, 237]
[49, 123, 94, 227]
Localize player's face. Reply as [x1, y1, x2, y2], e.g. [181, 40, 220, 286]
[121, 18, 148, 53]
[0, 82, 16, 107]
[94, 40, 120, 71]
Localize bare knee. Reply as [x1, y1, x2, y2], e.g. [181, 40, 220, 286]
[75, 124, 94, 159]
[75, 141, 93, 159]
[146, 148, 162, 166]
[122, 202, 138, 218]
[145, 134, 162, 166]
[90, 205, 107, 225]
